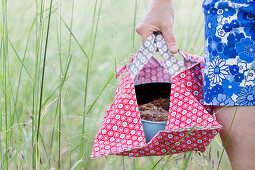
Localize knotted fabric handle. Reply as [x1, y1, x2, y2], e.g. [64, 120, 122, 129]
[129, 33, 198, 79]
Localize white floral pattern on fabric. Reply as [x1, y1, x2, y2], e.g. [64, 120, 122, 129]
[208, 57, 229, 85]
[91, 52, 222, 158]
[237, 85, 255, 105]
[203, 0, 255, 106]
[129, 33, 199, 79]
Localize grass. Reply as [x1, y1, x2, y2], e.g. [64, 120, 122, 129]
[0, 0, 232, 169]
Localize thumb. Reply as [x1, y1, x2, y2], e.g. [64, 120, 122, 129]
[161, 25, 178, 54]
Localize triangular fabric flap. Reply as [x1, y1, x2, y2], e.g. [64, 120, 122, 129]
[134, 56, 172, 85]
[91, 72, 146, 158]
[114, 128, 219, 157]
[181, 51, 204, 62]
[165, 68, 222, 131]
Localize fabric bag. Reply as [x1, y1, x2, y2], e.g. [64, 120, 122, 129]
[91, 33, 222, 158]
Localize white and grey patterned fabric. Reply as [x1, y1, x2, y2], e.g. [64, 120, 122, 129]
[129, 33, 199, 79]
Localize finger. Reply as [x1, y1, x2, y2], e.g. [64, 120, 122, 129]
[141, 31, 154, 43]
[160, 24, 178, 54]
[136, 24, 154, 43]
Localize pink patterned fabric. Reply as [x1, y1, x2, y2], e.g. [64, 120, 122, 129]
[133, 57, 172, 85]
[91, 52, 222, 159]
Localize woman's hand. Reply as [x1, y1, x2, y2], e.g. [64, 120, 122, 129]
[136, 0, 178, 54]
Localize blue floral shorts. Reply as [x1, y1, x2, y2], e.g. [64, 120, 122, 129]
[202, 0, 255, 106]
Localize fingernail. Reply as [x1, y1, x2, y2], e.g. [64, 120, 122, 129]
[170, 46, 178, 54]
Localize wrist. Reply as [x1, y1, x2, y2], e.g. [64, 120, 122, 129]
[150, 0, 174, 11]
[151, 0, 173, 7]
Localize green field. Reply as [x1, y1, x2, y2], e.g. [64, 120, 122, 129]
[0, 0, 231, 169]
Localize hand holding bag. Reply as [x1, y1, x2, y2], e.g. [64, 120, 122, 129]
[91, 33, 222, 158]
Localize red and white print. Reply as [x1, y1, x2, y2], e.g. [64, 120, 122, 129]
[91, 51, 222, 159]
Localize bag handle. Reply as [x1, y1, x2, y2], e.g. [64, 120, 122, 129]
[129, 32, 199, 79]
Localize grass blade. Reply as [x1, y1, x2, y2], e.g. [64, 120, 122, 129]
[182, 152, 192, 170]
[35, 0, 53, 168]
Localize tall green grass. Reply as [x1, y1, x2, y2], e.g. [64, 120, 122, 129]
[0, 0, 232, 169]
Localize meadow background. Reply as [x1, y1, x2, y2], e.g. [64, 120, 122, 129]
[0, 0, 231, 169]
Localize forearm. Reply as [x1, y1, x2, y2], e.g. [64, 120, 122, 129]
[149, 0, 174, 12]
[143, 0, 175, 27]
